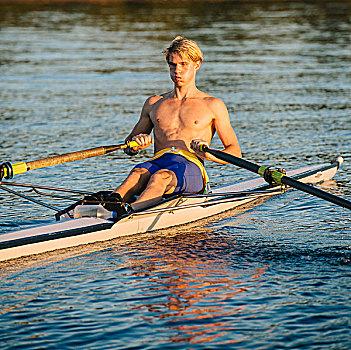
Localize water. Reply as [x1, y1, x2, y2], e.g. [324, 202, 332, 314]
[0, 1, 351, 348]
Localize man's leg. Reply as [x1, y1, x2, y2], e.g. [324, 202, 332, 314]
[131, 169, 177, 210]
[114, 167, 152, 203]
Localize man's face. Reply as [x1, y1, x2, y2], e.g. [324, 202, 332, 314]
[168, 52, 200, 86]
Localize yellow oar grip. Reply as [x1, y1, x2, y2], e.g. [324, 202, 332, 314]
[1, 162, 28, 180]
[126, 140, 139, 149]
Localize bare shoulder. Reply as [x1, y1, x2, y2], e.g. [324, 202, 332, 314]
[199, 92, 228, 116]
[147, 94, 163, 105]
[145, 91, 171, 107]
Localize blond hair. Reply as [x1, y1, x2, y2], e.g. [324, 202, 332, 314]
[164, 36, 203, 64]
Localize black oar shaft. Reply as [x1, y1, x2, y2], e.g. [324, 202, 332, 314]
[201, 146, 351, 210]
[281, 176, 351, 210]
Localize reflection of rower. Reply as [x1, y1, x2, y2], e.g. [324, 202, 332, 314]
[125, 229, 267, 344]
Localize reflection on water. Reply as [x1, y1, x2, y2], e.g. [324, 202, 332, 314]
[121, 225, 267, 345]
[1, 225, 269, 346]
[1, 1, 351, 349]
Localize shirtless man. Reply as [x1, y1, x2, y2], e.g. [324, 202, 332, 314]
[110, 36, 241, 213]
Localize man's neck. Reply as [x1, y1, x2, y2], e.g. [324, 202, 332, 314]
[172, 82, 198, 100]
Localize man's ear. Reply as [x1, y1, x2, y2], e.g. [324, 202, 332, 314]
[194, 60, 202, 71]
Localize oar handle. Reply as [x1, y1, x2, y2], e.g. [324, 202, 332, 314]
[0, 140, 140, 180]
[200, 145, 351, 210]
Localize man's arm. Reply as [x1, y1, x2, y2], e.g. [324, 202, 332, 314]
[125, 97, 155, 152]
[191, 98, 241, 164]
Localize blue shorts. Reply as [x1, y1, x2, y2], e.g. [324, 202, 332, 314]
[133, 152, 205, 196]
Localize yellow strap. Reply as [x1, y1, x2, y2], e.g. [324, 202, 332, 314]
[150, 148, 209, 193]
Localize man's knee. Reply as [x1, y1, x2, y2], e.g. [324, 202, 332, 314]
[117, 167, 150, 193]
[150, 169, 176, 185]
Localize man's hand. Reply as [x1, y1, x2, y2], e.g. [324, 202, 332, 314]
[190, 139, 208, 158]
[131, 134, 153, 150]
[124, 134, 153, 156]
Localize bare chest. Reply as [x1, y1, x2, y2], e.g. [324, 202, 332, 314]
[150, 99, 214, 131]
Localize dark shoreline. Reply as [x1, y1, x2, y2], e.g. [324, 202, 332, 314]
[0, 0, 293, 3]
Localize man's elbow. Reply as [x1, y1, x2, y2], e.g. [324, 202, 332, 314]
[229, 145, 242, 158]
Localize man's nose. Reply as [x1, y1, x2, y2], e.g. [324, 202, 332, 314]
[175, 64, 182, 73]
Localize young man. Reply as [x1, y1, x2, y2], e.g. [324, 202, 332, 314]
[108, 36, 241, 213]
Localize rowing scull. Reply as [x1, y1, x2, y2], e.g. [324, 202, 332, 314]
[0, 158, 343, 261]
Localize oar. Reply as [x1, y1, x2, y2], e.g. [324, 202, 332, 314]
[199, 146, 351, 210]
[0, 141, 140, 180]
